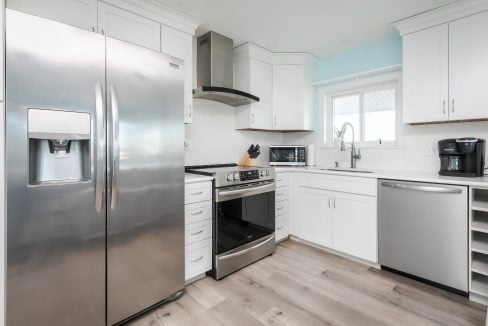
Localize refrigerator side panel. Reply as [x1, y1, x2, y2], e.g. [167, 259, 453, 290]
[106, 37, 185, 324]
[5, 10, 106, 326]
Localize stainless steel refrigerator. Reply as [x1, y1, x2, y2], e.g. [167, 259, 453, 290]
[5, 9, 185, 326]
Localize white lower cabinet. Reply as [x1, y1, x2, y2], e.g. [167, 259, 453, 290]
[298, 187, 333, 247]
[185, 180, 212, 282]
[275, 173, 290, 242]
[294, 173, 378, 263]
[185, 238, 212, 281]
[332, 192, 377, 262]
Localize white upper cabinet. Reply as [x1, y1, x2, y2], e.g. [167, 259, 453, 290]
[234, 57, 273, 129]
[403, 24, 448, 124]
[397, 3, 488, 124]
[98, 2, 161, 52]
[273, 64, 305, 130]
[449, 11, 488, 121]
[161, 25, 193, 123]
[234, 44, 317, 131]
[7, 0, 97, 31]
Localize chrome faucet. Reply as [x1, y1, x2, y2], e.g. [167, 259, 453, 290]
[338, 122, 361, 168]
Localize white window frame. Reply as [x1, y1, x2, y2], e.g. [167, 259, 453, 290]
[319, 71, 403, 149]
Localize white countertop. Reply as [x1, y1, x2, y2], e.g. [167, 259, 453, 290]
[275, 166, 488, 188]
[185, 173, 213, 184]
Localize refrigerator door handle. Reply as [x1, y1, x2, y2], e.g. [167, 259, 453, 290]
[110, 86, 120, 210]
[95, 82, 105, 212]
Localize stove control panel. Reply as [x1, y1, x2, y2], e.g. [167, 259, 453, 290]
[224, 168, 272, 184]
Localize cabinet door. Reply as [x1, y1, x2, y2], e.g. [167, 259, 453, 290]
[298, 187, 333, 247]
[332, 192, 377, 262]
[449, 11, 488, 121]
[403, 24, 448, 123]
[161, 25, 193, 123]
[98, 2, 160, 52]
[249, 59, 273, 129]
[273, 64, 303, 129]
[7, 0, 97, 31]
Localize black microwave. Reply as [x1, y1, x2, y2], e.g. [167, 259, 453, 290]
[269, 145, 306, 166]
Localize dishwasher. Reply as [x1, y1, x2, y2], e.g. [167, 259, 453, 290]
[378, 179, 468, 294]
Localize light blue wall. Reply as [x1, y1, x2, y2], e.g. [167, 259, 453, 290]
[314, 36, 403, 82]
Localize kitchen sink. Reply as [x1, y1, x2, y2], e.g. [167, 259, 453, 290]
[321, 168, 374, 174]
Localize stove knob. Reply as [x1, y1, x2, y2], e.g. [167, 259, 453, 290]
[266, 170, 270, 176]
[226, 174, 233, 182]
[260, 170, 266, 177]
[234, 172, 240, 181]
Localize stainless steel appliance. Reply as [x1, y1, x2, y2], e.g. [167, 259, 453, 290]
[186, 164, 275, 279]
[6, 10, 185, 326]
[378, 179, 468, 294]
[269, 145, 307, 166]
[439, 138, 485, 177]
[193, 31, 259, 106]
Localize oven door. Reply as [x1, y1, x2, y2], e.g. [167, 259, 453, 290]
[215, 181, 275, 256]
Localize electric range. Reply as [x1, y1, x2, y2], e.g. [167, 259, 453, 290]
[186, 163, 276, 279]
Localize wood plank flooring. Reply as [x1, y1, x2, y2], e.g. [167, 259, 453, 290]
[128, 240, 487, 326]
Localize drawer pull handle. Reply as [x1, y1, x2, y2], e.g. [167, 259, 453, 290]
[191, 256, 203, 263]
[190, 230, 203, 236]
[190, 210, 204, 216]
[190, 191, 203, 196]
[277, 193, 284, 196]
[277, 207, 284, 211]
[277, 179, 284, 182]
[277, 226, 284, 230]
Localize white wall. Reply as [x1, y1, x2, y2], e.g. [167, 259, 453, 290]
[282, 121, 488, 172]
[185, 99, 283, 166]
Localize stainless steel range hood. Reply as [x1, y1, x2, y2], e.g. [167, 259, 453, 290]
[194, 31, 259, 107]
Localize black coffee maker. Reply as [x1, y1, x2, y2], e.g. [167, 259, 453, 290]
[439, 138, 485, 177]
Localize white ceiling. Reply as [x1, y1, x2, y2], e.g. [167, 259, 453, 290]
[155, 0, 459, 58]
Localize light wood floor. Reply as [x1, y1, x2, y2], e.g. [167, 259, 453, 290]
[129, 240, 486, 326]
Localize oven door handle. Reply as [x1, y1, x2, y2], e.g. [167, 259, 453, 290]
[218, 234, 275, 261]
[218, 183, 275, 196]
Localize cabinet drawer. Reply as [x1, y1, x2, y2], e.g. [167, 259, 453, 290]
[276, 173, 289, 187]
[275, 186, 289, 202]
[185, 238, 212, 280]
[185, 201, 212, 224]
[275, 214, 289, 242]
[300, 173, 377, 197]
[185, 219, 212, 245]
[185, 181, 212, 204]
[275, 200, 288, 216]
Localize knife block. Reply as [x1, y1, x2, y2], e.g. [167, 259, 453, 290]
[238, 152, 256, 167]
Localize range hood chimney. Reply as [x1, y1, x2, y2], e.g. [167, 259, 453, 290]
[193, 31, 259, 107]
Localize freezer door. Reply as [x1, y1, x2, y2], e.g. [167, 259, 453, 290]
[106, 37, 185, 324]
[5, 10, 106, 326]
[378, 180, 468, 292]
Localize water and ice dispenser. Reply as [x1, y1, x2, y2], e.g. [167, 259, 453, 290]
[28, 109, 91, 184]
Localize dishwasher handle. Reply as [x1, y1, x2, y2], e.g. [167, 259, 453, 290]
[380, 181, 463, 194]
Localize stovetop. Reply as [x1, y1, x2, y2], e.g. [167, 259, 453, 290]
[185, 163, 275, 187]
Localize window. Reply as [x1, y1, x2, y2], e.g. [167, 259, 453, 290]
[323, 79, 401, 147]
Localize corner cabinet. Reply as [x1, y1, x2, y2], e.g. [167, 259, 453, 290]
[233, 44, 317, 131]
[272, 64, 313, 130]
[401, 10, 488, 124]
[7, 0, 98, 31]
